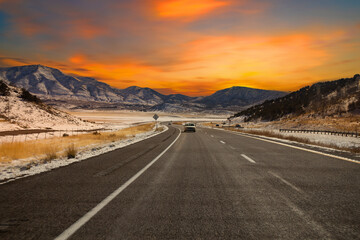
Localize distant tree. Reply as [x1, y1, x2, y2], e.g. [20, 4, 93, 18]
[20, 88, 42, 104]
[0, 81, 10, 96]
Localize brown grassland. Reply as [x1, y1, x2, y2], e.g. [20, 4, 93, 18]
[0, 123, 157, 163]
[244, 116, 360, 132]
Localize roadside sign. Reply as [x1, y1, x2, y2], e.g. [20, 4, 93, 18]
[153, 114, 159, 120]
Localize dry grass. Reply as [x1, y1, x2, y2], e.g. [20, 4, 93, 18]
[221, 127, 360, 154]
[263, 115, 360, 132]
[201, 122, 220, 128]
[43, 146, 58, 163]
[155, 126, 165, 132]
[66, 144, 77, 159]
[0, 123, 155, 163]
[171, 121, 186, 125]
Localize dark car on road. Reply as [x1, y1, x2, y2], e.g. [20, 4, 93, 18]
[184, 123, 196, 132]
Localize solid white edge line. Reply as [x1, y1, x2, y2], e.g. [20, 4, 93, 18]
[241, 154, 256, 163]
[55, 128, 181, 240]
[223, 130, 359, 164]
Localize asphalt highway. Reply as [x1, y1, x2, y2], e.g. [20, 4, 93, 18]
[0, 125, 359, 239]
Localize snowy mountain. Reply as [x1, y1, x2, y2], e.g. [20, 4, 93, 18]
[121, 86, 165, 105]
[0, 65, 124, 102]
[0, 65, 287, 112]
[233, 74, 360, 121]
[0, 80, 97, 131]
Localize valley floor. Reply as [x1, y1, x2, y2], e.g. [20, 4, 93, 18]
[0, 111, 226, 183]
[68, 110, 227, 129]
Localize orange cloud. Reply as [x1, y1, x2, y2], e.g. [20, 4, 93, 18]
[154, 0, 230, 19]
[65, 54, 161, 89]
[153, 30, 350, 92]
[69, 54, 86, 64]
[0, 56, 29, 66]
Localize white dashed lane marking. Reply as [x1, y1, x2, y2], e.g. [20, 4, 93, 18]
[241, 154, 256, 163]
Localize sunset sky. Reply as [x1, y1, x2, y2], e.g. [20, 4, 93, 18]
[0, 0, 359, 96]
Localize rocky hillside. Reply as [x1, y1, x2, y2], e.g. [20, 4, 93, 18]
[0, 80, 97, 131]
[197, 86, 287, 110]
[233, 74, 360, 121]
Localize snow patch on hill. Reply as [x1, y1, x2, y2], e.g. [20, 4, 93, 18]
[0, 83, 98, 131]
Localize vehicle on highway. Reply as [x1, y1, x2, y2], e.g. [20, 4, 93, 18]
[184, 122, 196, 132]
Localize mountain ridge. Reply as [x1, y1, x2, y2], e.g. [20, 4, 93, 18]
[0, 65, 288, 112]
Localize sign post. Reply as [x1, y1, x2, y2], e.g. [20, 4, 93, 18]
[227, 117, 231, 127]
[153, 114, 159, 130]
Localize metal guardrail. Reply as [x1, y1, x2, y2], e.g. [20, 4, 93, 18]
[279, 129, 359, 138]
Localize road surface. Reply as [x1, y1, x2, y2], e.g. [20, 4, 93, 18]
[0, 125, 359, 239]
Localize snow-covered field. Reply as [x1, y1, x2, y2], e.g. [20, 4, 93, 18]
[202, 123, 360, 153]
[227, 116, 360, 150]
[0, 109, 225, 143]
[249, 128, 360, 149]
[69, 110, 226, 129]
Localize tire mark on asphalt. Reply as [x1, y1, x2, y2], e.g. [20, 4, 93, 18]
[268, 171, 304, 194]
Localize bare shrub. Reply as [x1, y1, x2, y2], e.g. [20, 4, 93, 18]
[66, 144, 77, 159]
[43, 150, 57, 163]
